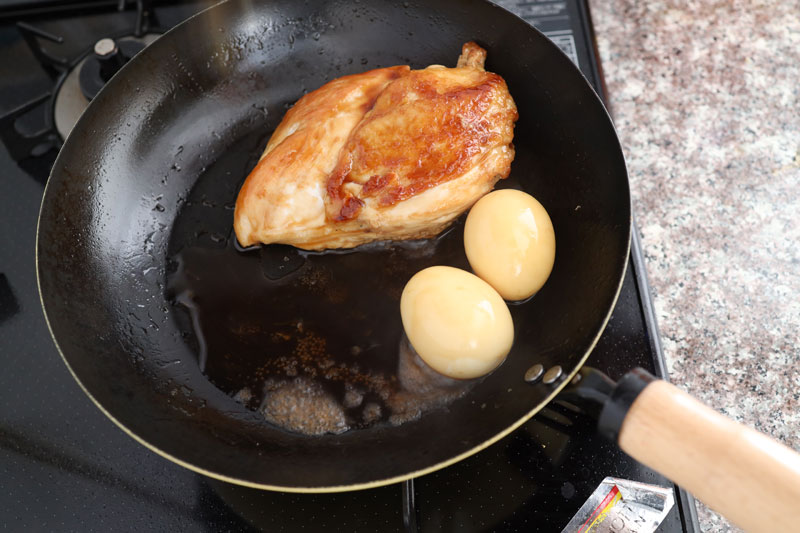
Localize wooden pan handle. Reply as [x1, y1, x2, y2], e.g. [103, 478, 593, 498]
[617, 378, 800, 533]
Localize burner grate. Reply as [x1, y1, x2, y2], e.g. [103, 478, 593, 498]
[0, 0, 157, 163]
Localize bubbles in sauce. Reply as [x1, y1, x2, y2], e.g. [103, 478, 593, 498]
[259, 377, 348, 435]
[464, 189, 555, 301]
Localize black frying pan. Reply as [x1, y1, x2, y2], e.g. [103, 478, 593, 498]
[39, 0, 628, 489]
[36, 1, 800, 528]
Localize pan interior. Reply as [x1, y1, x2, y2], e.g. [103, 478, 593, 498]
[167, 134, 485, 436]
[37, 0, 630, 490]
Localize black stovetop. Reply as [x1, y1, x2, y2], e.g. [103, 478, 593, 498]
[0, 1, 700, 531]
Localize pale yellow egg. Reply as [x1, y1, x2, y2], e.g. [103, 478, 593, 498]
[464, 189, 555, 301]
[400, 266, 514, 380]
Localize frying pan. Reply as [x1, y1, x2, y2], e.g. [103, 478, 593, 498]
[36, 0, 800, 530]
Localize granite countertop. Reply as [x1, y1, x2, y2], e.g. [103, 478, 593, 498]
[590, 1, 800, 531]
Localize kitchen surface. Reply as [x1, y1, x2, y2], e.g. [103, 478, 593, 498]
[591, 1, 800, 531]
[0, 0, 797, 532]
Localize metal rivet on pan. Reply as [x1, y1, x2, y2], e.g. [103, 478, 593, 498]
[524, 363, 544, 383]
[542, 365, 563, 385]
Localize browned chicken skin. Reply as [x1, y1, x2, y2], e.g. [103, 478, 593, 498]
[234, 42, 518, 250]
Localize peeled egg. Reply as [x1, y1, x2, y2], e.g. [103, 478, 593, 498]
[464, 189, 555, 301]
[400, 266, 514, 380]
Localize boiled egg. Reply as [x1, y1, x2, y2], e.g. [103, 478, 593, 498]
[400, 266, 514, 380]
[464, 189, 555, 301]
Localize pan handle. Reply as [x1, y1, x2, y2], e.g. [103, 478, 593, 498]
[597, 369, 800, 533]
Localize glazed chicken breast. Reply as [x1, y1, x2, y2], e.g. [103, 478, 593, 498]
[234, 42, 518, 250]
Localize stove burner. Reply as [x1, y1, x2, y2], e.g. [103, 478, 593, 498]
[54, 33, 159, 140]
[0, 0, 160, 162]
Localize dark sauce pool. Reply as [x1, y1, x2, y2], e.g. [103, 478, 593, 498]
[166, 132, 475, 435]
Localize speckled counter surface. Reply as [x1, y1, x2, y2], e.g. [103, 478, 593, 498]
[589, 1, 800, 531]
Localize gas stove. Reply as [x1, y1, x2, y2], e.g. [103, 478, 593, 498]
[0, 1, 700, 531]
